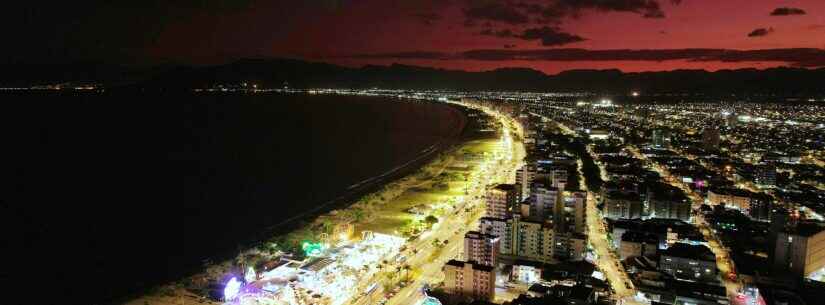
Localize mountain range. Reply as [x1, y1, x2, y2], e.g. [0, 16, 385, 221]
[3, 58, 824, 95]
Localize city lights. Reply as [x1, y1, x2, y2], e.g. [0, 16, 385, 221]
[224, 277, 241, 301]
[301, 241, 327, 257]
[15, 0, 825, 304]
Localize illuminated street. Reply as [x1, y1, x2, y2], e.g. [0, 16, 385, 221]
[553, 118, 643, 305]
[382, 102, 525, 305]
[627, 141, 743, 301]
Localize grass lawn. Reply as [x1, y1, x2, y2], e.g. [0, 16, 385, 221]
[357, 138, 497, 235]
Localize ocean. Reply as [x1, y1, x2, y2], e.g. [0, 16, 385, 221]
[3, 91, 463, 304]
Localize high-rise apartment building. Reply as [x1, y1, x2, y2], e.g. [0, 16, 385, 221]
[659, 243, 717, 282]
[480, 217, 511, 255]
[464, 231, 500, 267]
[772, 222, 825, 279]
[529, 182, 562, 226]
[443, 260, 496, 302]
[486, 184, 519, 218]
[516, 165, 535, 201]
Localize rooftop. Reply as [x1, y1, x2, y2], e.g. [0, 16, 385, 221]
[708, 187, 767, 200]
[493, 183, 517, 191]
[300, 257, 335, 272]
[444, 259, 495, 272]
[605, 190, 641, 201]
[660, 243, 715, 262]
[646, 182, 689, 203]
[569, 284, 595, 300]
[621, 230, 659, 243]
[791, 221, 825, 237]
[465, 231, 499, 240]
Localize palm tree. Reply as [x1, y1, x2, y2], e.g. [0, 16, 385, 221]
[403, 264, 412, 281]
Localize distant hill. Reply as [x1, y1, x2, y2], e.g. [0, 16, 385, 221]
[3, 58, 824, 95]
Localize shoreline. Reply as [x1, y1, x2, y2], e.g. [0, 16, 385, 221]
[124, 98, 471, 305]
[255, 100, 467, 240]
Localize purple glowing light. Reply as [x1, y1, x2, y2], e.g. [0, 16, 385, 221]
[224, 277, 241, 301]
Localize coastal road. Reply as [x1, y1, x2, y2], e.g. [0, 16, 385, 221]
[385, 104, 524, 305]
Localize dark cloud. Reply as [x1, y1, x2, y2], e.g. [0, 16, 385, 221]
[464, 2, 529, 24]
[463, 0, 676, 26]
[516, 26, 586, 46]
[504, 44, 517, 48]
[747, 27, 774, 37]
[534, 0, 671, 21]
[770, 7, 806, 16]
[708, 48, 825, 67]
[463, 48, 825, 67]
[344, 48, 825, 67]
[413, 12, 442, 25]
[643, 10, 665, 18]
[460, 48, 721, 61]
[347, 51, 451, 60]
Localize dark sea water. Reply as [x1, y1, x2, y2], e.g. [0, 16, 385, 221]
[3, 92, 462, 304]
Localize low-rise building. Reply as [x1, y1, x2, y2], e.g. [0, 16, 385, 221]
[658, 243, 717, 282]
[603, 191, 642, 220]
[610, 218, 704, 250]
[707, 187, 773, 221]
[648, 184, 691, 221]
[511, 261, 543, 284]
[619, 231, 658, 259]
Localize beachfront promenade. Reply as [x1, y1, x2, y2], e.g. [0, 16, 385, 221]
[380, 103, 524, 305]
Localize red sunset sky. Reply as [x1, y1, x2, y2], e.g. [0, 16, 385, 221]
[7, 0, 825, 74]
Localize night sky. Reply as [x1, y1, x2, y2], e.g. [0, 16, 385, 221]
[6, 0, 825, 73]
